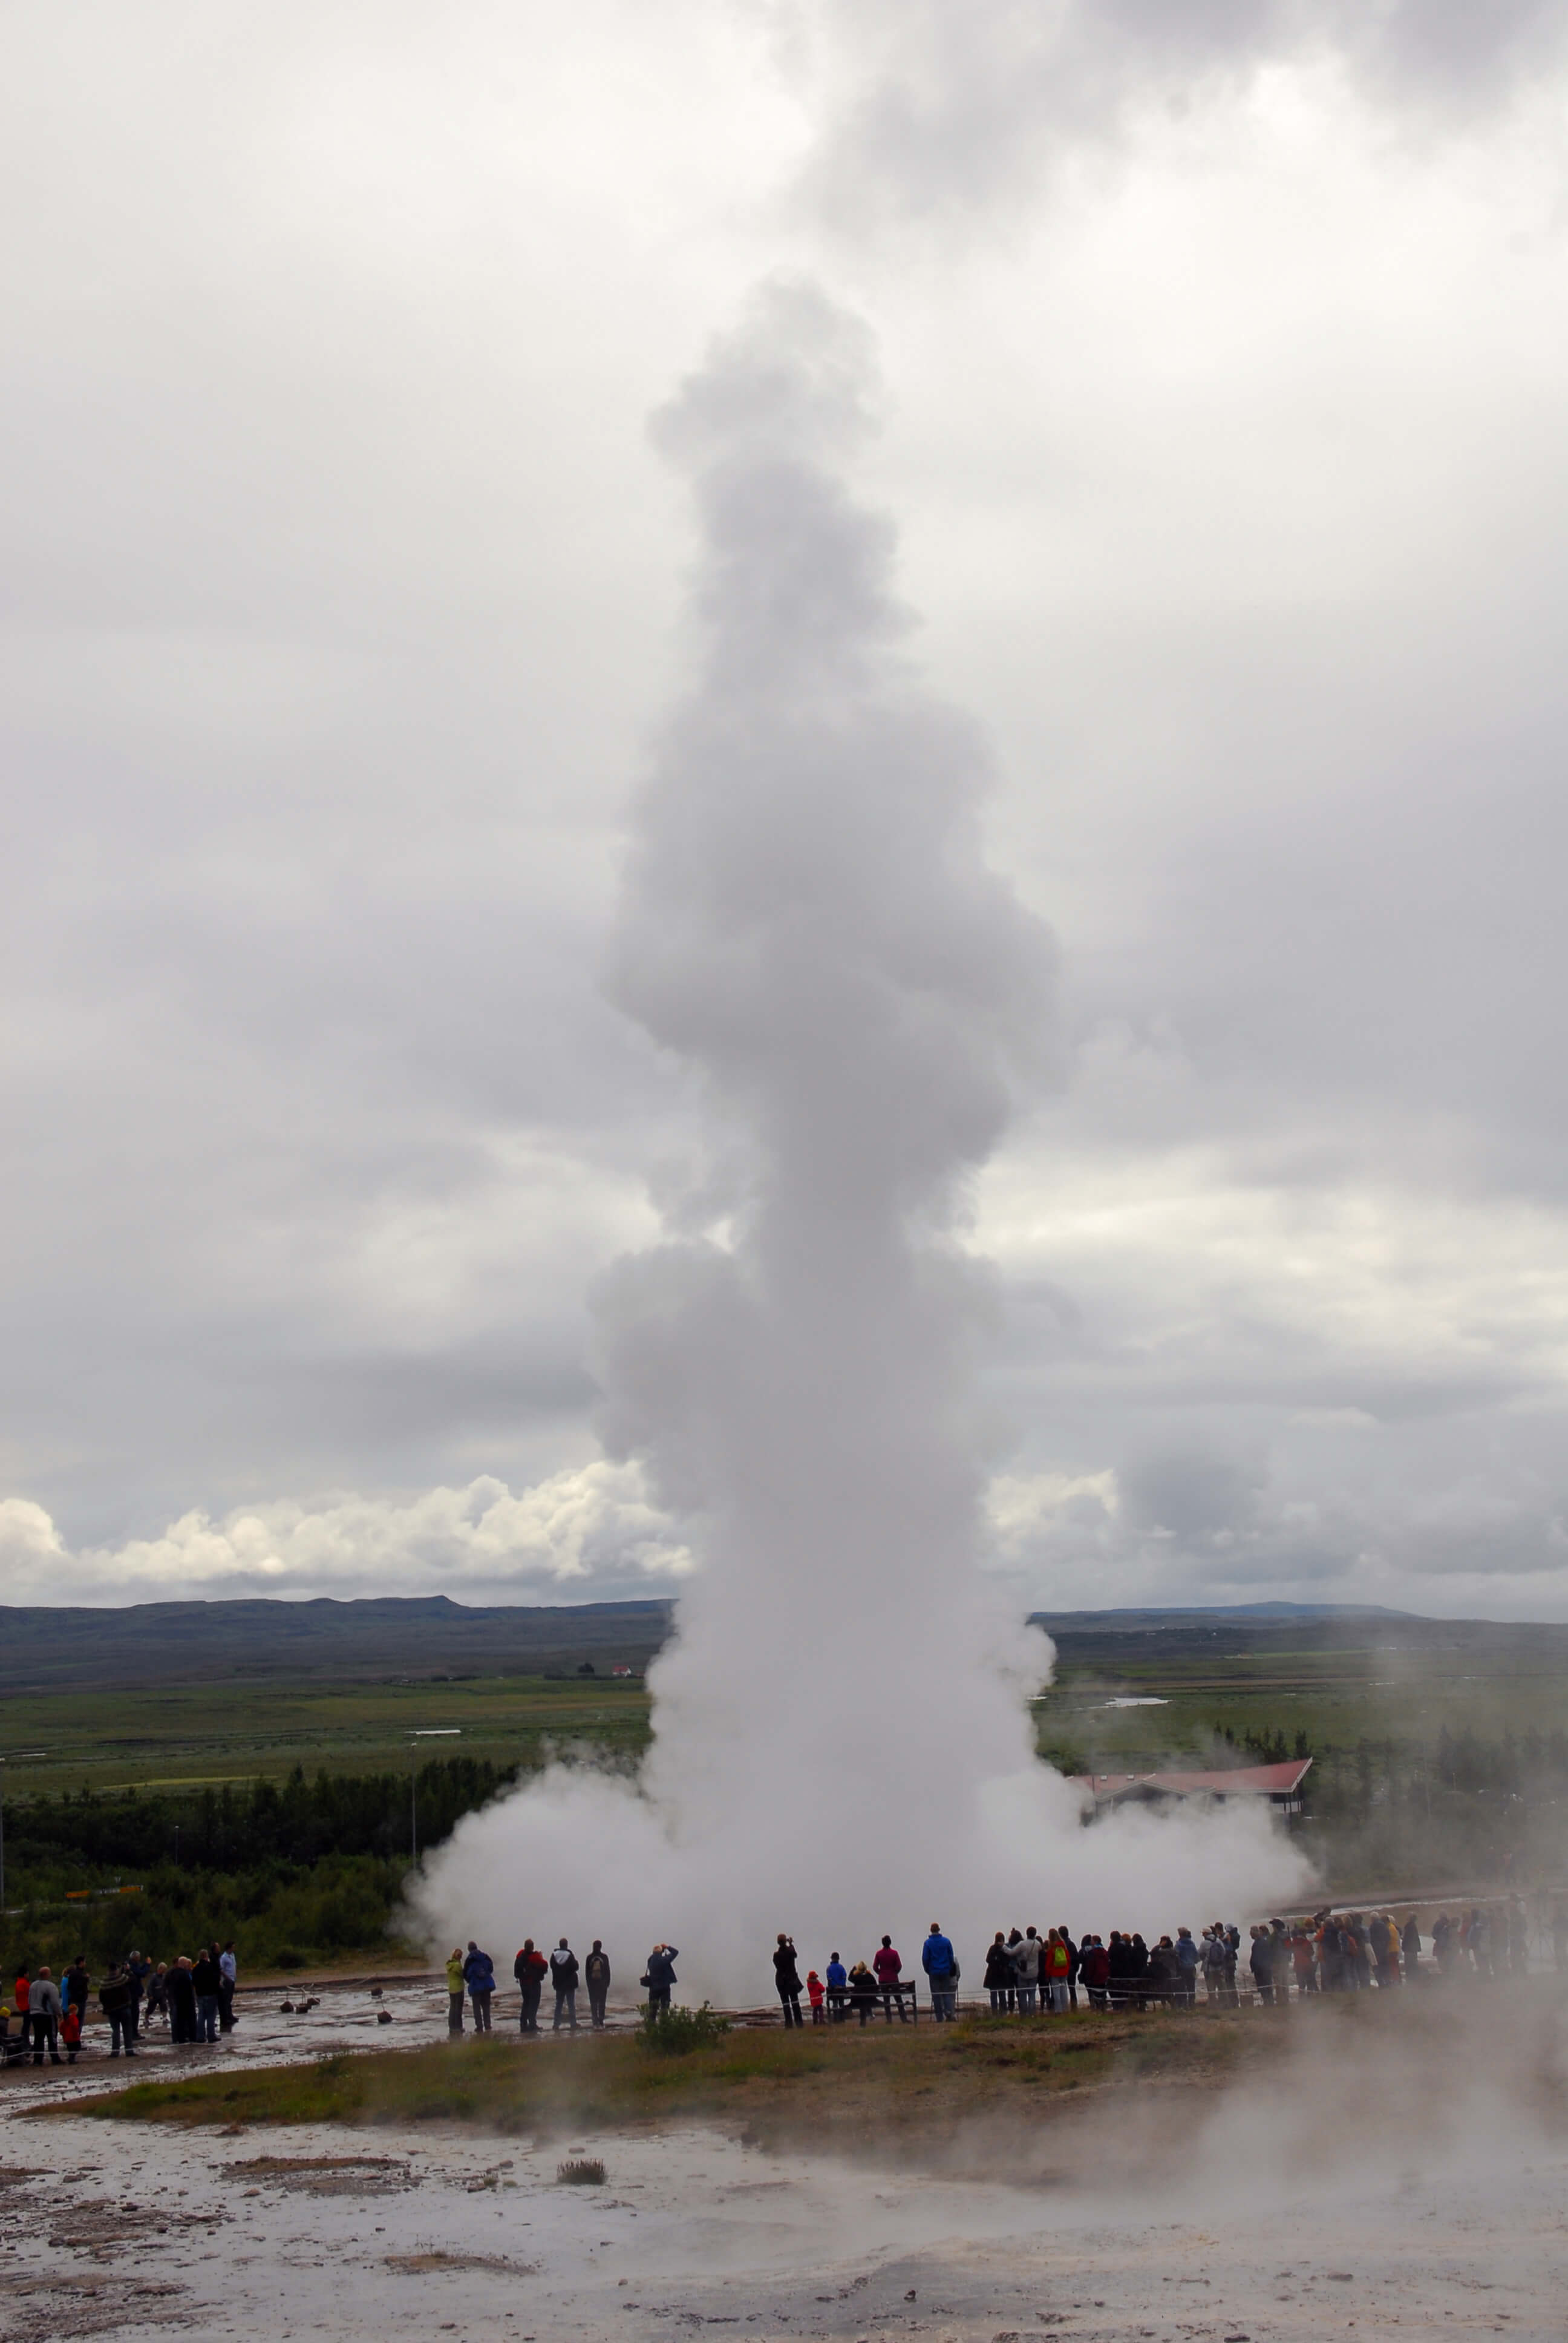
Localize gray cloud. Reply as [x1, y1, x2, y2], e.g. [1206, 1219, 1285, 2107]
[4, 4, 1568, 1622]
[797, 0, 1568, 220]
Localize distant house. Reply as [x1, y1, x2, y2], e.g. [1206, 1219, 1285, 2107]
[610, 1665, 633, 1677]
[1072, 1757, 1313, 1818]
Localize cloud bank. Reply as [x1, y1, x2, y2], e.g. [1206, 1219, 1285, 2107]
[4, 5, 1568, 1623]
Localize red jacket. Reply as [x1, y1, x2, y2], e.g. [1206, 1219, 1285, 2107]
[872, 1947, 902, 1984]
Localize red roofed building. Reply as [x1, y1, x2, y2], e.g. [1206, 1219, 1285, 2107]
[1071, 1757, 1312, 1817]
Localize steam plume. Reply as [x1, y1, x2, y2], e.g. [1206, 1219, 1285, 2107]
[415, 283, 1305, 1992]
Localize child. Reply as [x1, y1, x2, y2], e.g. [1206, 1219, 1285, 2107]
[806, 1970, 825, 2024]
[60, 2002, 83, 2064]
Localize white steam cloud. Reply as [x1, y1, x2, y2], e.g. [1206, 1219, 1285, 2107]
[414, 282, 1307, 1993]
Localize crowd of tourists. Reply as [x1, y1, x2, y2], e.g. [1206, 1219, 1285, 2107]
[5, 1898, 1560, 2070]
[1, 1945, 240, 2066]
[442, 1900, 1563, 2040]
[442, 1938, 678, 2036]
[770, 1902, 1567, 2024]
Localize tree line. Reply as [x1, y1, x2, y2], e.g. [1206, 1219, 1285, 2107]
[4, 1754, 517, 1875]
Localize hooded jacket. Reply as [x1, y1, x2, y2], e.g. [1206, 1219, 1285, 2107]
[982, 1942, 1013, 1990]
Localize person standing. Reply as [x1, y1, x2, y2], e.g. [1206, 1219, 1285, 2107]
[145, 1962, 171, 2027]
[464, 1941, 495, 2032]
[12, 1965, 33, 2057]
[643, 1943, 678, 2016]
[549, 1939, 580, 2032]
[584, 1940, 612, 2030]
[921, 1923, 958, 2022]
[824, 1951, 848, 2020]
[773, 1934, 803, 2028]
[1248, 1927, 1274, 2005]
[1173, 1927, 1198, 2007]
[984, 1933, 1013, 2013]
[1401, 1913, 1422, 1980]
[514, 1939, 547, 2035]
[1057, 1925, 1080, 2010]
[125, 1950, 151, 2044]
[166, 1955, 198, 2044]
[192, 1945, 222, 2042]
[62, 1956, 91, 2037]
[1045, 1928, 1072, 2013]
[445, 1948, 466, 2034]
[872, 1935, 907, 2021]
[218, 1942, 238, 2031]
[99, 1962, 137, 2058]
[29, 1967, 62, 2065]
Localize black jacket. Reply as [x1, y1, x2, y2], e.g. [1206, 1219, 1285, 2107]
[773, 1945, 802, 1993]
[549, 1950, 580, 1990]
[166, 1967, 197, 2016]
[584, 1951, 610, 1988]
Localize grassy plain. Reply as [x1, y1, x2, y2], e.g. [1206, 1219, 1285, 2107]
[10, 1627, 1564, 1803]
[0, 1675, 650, 1802]
[8, 1615, 1567, 1916]
[60, 2005, 1264, 2152]
[1037, 1628, 1568, 1770]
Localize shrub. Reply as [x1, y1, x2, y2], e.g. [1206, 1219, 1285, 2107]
[557, 2158, 606, 2186]
[636, 2001, 730, 2054]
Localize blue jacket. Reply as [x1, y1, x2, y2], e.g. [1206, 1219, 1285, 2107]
[1174, 1935, 1198, 1973]
[645, 1947, 678, 1988]
[921, 1932, 956, 1978]
[825, 1959, 847, 1990]
[463, 1948, 495, 1991]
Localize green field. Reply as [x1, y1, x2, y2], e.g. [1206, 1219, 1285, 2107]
[4, 1609, 1566, 1935]
[0, 1674, 652, 1804]
[1036, 1640, 1568, 1771]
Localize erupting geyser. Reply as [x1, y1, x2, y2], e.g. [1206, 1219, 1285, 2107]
[415, 283, 1307, 1993]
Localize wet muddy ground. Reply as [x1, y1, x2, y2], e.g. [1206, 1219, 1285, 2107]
[2, 2083, 1564, 2341]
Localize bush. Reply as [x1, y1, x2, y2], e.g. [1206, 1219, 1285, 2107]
[636, 2001, 730, 2054]
[557, 2158, 606, 2186]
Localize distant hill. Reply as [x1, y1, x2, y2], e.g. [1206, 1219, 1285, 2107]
[1030, 1602, 1414, 1624]
[1026, 1602, 1568, 1671]
[3, 1591, 1564, 1699]
[0, 1594, 675, 1694]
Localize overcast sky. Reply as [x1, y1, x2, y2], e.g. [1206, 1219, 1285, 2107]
[5, 0, 1568, 1617]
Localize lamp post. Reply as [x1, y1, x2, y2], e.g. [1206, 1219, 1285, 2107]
[0, 1751, 50, 1914]
[408, 1729, 460, 1862]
